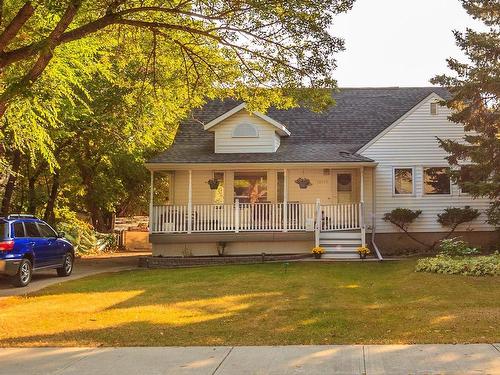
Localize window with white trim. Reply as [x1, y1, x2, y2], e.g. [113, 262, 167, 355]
[232, 123, 259, 138]
[430, 102, 438, 115]
[423, 167, 451, 195]
[393, 168, 414, 195]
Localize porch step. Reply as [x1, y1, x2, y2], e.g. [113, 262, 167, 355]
[319, 230, 362, 240]
[322, 251, 360, 259]
[319, 229, 363, 259]
[320, 239, 362, 246]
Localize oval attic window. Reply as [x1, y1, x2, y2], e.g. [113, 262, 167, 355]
[232, 123, 259, 138]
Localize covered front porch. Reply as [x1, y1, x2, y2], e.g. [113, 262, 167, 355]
[147, 163, 375, 251]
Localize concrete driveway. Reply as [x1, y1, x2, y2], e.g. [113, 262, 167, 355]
[0, 345, 498, 374]
[0, 252, 147, 298]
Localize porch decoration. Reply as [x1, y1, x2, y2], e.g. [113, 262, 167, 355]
[356, 246, 370, 259]
[312, 246, 325, 259]
[295, 177, 312, 189]
[207, 178, 220, 190]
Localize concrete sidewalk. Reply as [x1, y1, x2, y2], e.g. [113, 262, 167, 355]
[0, 344, 498, 374]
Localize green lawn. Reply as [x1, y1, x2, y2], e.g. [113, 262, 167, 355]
[0, 260, 498, 346]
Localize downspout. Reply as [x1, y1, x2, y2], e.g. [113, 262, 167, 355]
[371, 167, 383, 260]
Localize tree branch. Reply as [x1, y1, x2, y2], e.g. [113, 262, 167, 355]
[0, 0, 82, 117]
[0, 2, 35, 52]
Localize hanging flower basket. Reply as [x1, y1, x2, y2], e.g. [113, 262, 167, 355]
[207, 178, 220, 190]
[295, 177, 312, 189]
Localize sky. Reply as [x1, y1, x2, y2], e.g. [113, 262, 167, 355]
[332, 0, 484, 87]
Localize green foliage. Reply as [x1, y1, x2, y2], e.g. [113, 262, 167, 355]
[431, 0, 500, 226]
[383, 208, 422, 231]
[437, 206, 480, 229]
[1, 0, 354, 168]
[438, 237, 480, 257]
[415, 253, 499, 277]
[1, 0, 356, 226]
[53, 208, 118, 256]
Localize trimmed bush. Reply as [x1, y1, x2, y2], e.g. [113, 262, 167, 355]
[415, 253, 499, 277]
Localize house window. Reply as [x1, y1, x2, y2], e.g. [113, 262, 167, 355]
[232, 123, 259, 138]
[393, 168, 414, 195]
[424, 167, 451, 195]
[234, 172, 267, 203]
[213, 172, 224, 204]
[430, 102, 438, 115]
[459, 165, 474, 194]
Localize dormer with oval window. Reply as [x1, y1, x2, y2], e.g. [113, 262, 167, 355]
[203, 103, 290, 153]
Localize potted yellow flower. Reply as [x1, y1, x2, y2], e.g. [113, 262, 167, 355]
[312, 246, 325, 259]
[356, 246, 370, 259]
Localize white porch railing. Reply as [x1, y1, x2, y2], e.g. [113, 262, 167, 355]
[319, 203, 361, 231]
[151, 201, 362, 234]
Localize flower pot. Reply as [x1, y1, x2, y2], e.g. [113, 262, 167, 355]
[295, 178, 312, 189]
[359, 254, 367, 260]
[207, 179, 220, 190]
[314, 253, 322, 259]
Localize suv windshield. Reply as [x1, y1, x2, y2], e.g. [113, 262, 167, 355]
[0, 221, 7, 240]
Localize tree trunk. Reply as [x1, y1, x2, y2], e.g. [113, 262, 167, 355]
[0, 149, 21, 215]
[27, 174, 36, 214]
[43, 171, 59, 225]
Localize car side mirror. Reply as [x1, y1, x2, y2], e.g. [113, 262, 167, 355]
[57, 231, 65, 238]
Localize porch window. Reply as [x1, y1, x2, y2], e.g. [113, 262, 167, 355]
[277, 171, 284, 203]
[213, 172, 224, 204]
[424, 167, 451, 195]
[393, 168, 414, 195]
[234, 172, 267, 203]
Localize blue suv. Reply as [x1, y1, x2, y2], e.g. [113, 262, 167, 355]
[0, 215, 74, 287]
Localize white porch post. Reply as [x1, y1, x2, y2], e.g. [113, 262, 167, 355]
[149, 170, 154, 233]
[235, 199, 240, 233]
[283, 168, 288, 232]
[360, 167, 366, 247]
[315, 198, 321, 247]
[187, 170, 192, 234]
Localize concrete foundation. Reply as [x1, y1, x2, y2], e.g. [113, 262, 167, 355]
[150, 232, 314, 257]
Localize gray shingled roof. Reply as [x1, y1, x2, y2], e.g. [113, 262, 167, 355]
[149, 87, 450, 164]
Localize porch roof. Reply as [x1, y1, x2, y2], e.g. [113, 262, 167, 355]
[149, 87, 450, 165]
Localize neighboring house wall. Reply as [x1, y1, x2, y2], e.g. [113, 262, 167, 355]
[212, 110, 281, 153]
[360, 93, 493, 233]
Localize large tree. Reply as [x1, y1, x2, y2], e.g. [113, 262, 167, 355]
[431, 0, 499, 225]
[0, 0, 353, 215]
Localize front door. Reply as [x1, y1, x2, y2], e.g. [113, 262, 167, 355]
[336, 172, 354, 203]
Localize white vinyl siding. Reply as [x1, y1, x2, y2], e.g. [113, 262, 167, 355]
[213, 111, 281, 153]
[360, 93, 493, 233]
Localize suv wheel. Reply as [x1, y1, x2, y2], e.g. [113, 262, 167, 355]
[57, 252, 73, 277]
[12, 258, 32, 287]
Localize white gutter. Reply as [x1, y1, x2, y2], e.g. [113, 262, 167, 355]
[145, 161, 378, 171]
[371, 166, 383, 260]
